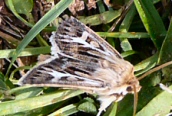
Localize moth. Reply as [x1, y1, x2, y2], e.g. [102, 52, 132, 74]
[18, 16, 141, 116]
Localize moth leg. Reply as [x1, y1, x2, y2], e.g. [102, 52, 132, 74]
[97, 96, 118, 116]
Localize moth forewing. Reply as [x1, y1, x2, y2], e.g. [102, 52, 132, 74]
[18, 16, 141, 116]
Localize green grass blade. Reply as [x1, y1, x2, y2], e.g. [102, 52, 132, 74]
[0, 47, 50, 59]
[0, 89, 83, 115]
[134, 53, 158, 76]
[119, 4, 136, 51]
[158, 18, 172, 85]
[6, 0, 74, 76]
[134, 0, 166, 50]
[158, 18, 172, 64]
[48, 104, 78, 116]
[97, 32, 149, 38]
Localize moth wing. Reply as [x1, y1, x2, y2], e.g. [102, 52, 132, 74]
[18, 54, 106, 91]
[49, 16, 134, 84]
[50, 16, 123, 62]
[19, 16, 134, 88]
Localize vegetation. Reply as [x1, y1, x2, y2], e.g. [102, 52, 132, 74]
[0, 0, 172, 115]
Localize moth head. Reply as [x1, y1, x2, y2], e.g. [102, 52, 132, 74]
[126, 77, 141, 94]
[125, 67, 141, 94]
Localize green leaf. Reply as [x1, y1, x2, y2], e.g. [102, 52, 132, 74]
[103, 102, 117, 116]
[5, 0, 34, 27]
[79, 9, 122, 26]
[15, 87, 43, 100]
[136, 85, 172, 116]
[121, 50, 137, 58]
[78, 97, 97, 115]
[12, 0, 33, 15]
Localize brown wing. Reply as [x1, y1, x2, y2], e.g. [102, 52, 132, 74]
[19, 17, 140, 116]
[18, 54, 106, 89]
[50, 16, 123, 63]
[19, 16, 134, 91]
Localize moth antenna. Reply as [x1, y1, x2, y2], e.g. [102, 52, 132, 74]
[137, 61, 172, 80]
[133, 85, 138, 116]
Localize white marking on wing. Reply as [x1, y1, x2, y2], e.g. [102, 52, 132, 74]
[49, 32, 60, 56]
[57, 33, 112, 57]
[39, 67, 103, 86]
